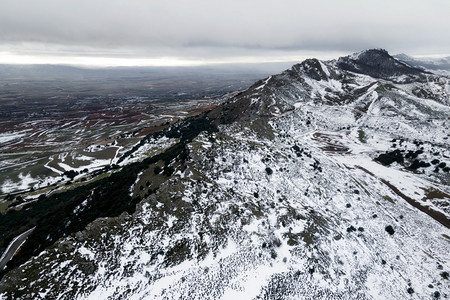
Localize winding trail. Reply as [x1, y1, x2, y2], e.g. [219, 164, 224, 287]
[0, 227, 35, 271]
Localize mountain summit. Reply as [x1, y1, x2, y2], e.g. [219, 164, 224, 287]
[337, 48, 427, 81]
[209, 49, 447, 127]
[0, 50, 449, 299]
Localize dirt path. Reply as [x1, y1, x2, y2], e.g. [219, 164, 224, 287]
[356, 166, 450, 229]
[0, 227, 35, 271]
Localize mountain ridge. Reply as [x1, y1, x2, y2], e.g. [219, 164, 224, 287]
[0, 49, 449, 299]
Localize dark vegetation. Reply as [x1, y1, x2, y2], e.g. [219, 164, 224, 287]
[375, 149, 404, 166]
[374, 140, 448, 173]
[164, 239, 192, 267]
[358, 129, 367, 143]
[0, 112, 218, 279]
[385, 225, 395, 235]
[441, 271, 449, 280]
[63, 170, 79, 180]
[118, 113, 214, 164]
[347, 225, 357, 233]
[292, 145, 308, 157]
[310, 159, 322, 172]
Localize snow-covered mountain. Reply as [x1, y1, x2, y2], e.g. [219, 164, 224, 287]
[1, 49, 449, 299]
[394, 53, 450, 76]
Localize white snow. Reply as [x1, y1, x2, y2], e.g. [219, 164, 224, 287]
[1, 172, 38, 194]
[255, 76, 272, 90]
[0, 131, 28, 144]
[78, 246, 95, 260]
[2, 53, 449, 300]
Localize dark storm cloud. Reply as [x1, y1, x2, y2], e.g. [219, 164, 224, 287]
[1, 0, 449, 63]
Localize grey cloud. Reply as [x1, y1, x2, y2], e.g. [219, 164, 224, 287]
[1, 0, 449, 62]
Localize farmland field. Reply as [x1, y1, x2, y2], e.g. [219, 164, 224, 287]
[0, 63, 283, 207]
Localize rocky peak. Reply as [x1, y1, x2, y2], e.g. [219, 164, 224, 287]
[290, 58, 329, 81]
[337, 48, 427, 81]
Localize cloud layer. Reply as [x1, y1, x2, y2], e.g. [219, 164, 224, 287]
[1, 0, 449, 64]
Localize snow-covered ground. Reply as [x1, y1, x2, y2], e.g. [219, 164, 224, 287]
[0, 131, 28, 145]
[1, 50, 448, 299]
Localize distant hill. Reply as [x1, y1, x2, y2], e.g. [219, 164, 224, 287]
[394, 53, 450, 75]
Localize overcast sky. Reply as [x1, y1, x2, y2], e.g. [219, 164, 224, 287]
[0, 0, 449, 66]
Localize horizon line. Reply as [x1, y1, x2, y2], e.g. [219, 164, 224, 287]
[1, 51, 448, 68]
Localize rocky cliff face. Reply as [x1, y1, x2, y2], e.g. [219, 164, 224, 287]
[1, 49, 449, 299]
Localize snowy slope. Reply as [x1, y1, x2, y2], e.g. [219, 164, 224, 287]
[1, 49, 449, 299]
